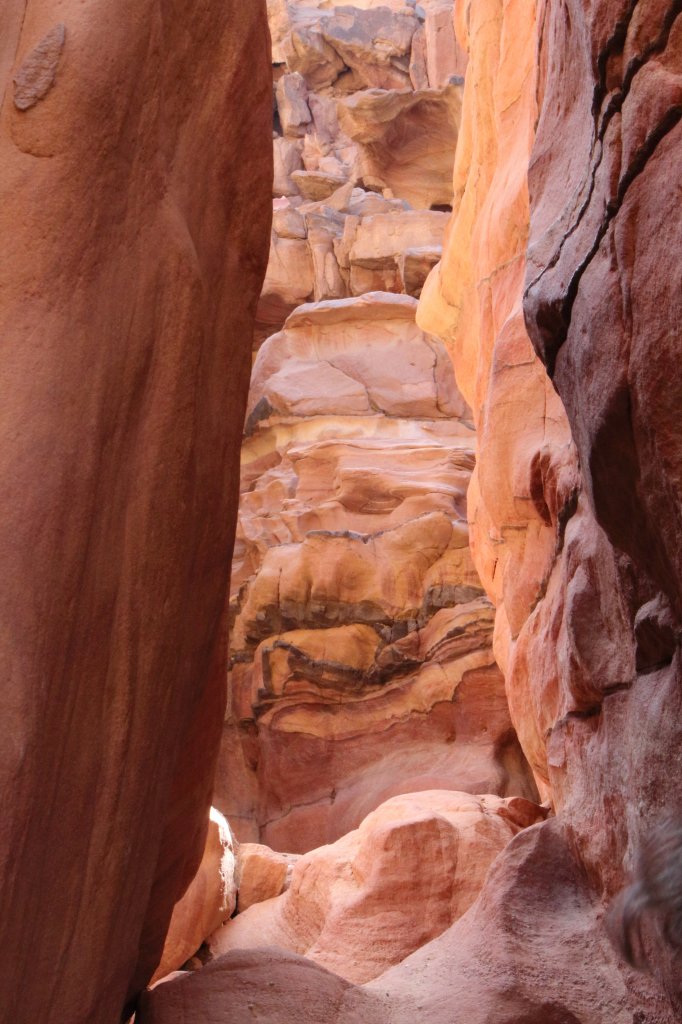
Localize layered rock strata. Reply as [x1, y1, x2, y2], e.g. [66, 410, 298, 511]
[140, 1, 682, 1020]
[215, 0, 538, 856]
[0, 3, 271, 1022]
[259, 0, 467, 342]
[218, 292, 536, 851]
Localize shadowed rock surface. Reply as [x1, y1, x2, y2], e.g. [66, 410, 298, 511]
[0, 2, 272, 1021]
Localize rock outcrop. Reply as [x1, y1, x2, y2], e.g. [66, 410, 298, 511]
[257, 190, 450, 343]
[217, 291, 536, 851]
[216, 0, 537, 856]
[417, 0, 682, 1016]
[137, 822, 654, 1024]
[257, 0, 468, 343]
[0, 3, 271, 1022]
[235, 843, 299, 913]
[209, 790, 545, 983]
[140, 0, 682, 1017]
[523, 0, 682, 1005]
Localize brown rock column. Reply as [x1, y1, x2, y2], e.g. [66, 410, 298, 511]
[0, 3, 272, 1023]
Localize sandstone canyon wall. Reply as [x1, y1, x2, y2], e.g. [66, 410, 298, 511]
[6, 0, 682, 1021]
[148, 0, 682, 1020]
[215, 0, 539, 854]
[416, 0, 682, 1015]
[0, 3, 272, 1023]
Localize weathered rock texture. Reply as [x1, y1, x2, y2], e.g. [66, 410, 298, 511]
[209, 790, 545, 982]
[417, 0, 682, 1016]
[137, 0, 682, 1019]
[0, 3, 271, 1022]
[258, 0, 467, 343]
[137, 823, 657, 1024]
[523, 0, 682, 1005]
[218, 292, 536, 851]
[217, 0, 537, 856]
[257, 189, 450, 343]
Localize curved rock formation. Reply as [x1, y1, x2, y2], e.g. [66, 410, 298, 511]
[138, 948, 373, 1024]
[417, 0, 682, 1016]
[417, 0, 577, 800]
[209, 790, 545, 983]
[218, 290, 536, 852]
[0, 3, 272, 1021]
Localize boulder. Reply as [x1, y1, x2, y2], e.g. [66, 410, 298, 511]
[236, 843, 299, 913]
[209, 791, 545, 982]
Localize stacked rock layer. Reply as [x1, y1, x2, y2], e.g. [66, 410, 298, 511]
[147, 1, 682, 1021]
[215, 0, 538, 854]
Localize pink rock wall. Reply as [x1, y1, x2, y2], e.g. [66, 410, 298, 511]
[218, 0, 536, 855]
[419, 0, 682, 1013]
[0, 3, 272, 1022]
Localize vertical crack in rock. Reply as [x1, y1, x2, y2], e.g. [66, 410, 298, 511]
[216, 0, 538, 872]
[526, 1, 682, 374]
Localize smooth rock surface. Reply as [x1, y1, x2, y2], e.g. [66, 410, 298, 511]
[137, 948, 376, 1024]
[0, 2, 271, 1021]
[138, 823, 667, 1024]
[209, 790, 545, 982]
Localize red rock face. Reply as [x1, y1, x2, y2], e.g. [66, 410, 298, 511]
[522, 2, 682, 1000]
[217, 293, 537, 852]
[0, 3, 272, 1022]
